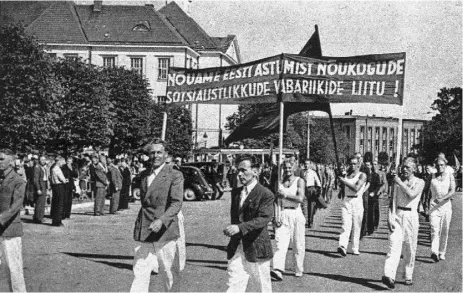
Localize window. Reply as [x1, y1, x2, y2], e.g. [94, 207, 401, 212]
[344, 126, 351, 140]
[157, 96, 167, 103]
[403, 129, 409, 154]
[133, 21, 150, 32]
[375, 127, 380, 153]
[103, 56, 116, 68]
[158, 58, 170, 80]
[131, 57, 143, 75]
[411, 129, 415, 146]
[417, 129, 422, 145]
[360, 126, 365, 154]
[382, 127, 388, 151]
[389, 128, 395, 155]
[64, 54, 78, 61]
[367, 127, 372, 151]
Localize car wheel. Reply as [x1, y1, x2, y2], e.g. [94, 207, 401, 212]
[133, 188, 141, 200]
[184, 188, 197, 201]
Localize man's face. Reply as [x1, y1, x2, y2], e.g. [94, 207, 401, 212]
[0, 153, 12, 171]
[436, 160, 446, 174]
[425, 165, 432, 174]
[66, 158, 73, 165]
[121, 161, 127, 168]
[304, 161, 311, 170]
[373, 161, 379, 171]
[365, 162, 372, 170]
[402, 162, 415, 179]
[349, 158, 359, 172]
[282, 162, 293, 177]
[355, 155, 363, 164]
[146, 143, 167, 168]
[175, 158, 182, 166]
[237, 159, 256, 186]
[39, 156, 47, 166]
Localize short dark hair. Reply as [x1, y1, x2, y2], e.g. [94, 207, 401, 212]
[0, 148, 14, 156]
[143, 138, 169, 153]
[236, 155, 259, 169]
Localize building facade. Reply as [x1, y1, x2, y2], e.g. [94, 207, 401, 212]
[1, 0, 241, 147]
[315, 114, 427, 162]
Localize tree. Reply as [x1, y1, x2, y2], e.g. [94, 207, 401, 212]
[51, 58, 114, 155]
[0, 23, 62, 152]
[102, 67, 153, 155]
[419, 87, 462, 163]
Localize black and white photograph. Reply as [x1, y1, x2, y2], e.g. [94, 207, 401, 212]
[0, 0, 461, 291]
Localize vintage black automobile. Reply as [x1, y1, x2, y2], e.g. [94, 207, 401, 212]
[131, 165, 214, 201]
[183, 162, 225, 199]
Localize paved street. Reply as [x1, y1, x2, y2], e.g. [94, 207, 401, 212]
[2, 191, 461, 292]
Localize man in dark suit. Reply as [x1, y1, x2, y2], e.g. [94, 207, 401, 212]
[32, 155, 49, 223]
[131, 138, 184, 292]
[118, 158, 131, 210]
[0, 148, 27, 291]
[90, 155, 109, 216]
[107, 158, 122, 214]
[61, 156, 78, 219]
[224, 155, 274, 292]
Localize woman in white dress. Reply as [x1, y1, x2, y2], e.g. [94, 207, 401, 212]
[429, 156, 456, 262]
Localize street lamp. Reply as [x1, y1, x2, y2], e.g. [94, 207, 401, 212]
[203, 132, 208, 148]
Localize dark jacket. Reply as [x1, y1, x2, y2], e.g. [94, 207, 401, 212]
[108, 164, 123, 193]
[133, 164, 184, 243]
[33, 164, 48, 194]
[0, 168, 26, 237]
[62, 164, 78, 191]
[227, 182, 274, 263]
[90, 163, 108, 188]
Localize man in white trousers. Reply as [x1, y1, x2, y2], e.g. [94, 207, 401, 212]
[224, 155, 274, 292]
[131, 139, 184, 292]
[382, 157, 424, 289]
[337, 156, 367, 256]
[0, 148, 27, 292]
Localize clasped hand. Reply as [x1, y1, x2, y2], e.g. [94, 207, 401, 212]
[149, 219, 163, 233]
[223, 225, 240, 237]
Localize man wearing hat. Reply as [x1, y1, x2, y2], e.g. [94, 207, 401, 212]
[0, 148, 27, 291]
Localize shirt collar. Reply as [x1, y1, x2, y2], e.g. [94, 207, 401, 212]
[152, 163, 166, 177]
[244, 178, 258, 194]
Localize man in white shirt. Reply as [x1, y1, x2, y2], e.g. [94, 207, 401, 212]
[302, 159, 321, 228]
[382, 157, 425, 289]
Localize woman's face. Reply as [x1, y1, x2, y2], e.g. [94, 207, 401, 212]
[436, 159, 446, 174]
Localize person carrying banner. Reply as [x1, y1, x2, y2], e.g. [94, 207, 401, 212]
[428, 156, 456, 262]
[382, 157, 424, 288]
[270, 160, 306, 281]
[337, 156, 367, 257]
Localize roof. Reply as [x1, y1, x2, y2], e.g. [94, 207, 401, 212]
[75, 4, 185, 45]
[158, 1, 217, 49]
[0, 1, 238, 56]
[0, 1, 87, 44]
[211, 35, 236, 53]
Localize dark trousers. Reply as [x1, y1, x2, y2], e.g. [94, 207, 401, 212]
[367, 197, 380, 233]
[360, 190, 369, 237]
[302, 186, 319, 227]
[109, 190, 120, 214]
[118, 185, 130, 210]
[51, 184, 65, 225]
[62, 183, 73, 219]
[33, 190, 47, 222]
[94, 187, 106, 215]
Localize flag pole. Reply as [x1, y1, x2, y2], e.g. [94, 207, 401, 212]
[274, 54, 285, 228]
[327, 104, 340, 169]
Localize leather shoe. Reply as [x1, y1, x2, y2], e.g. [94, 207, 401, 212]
[270, 269, 283, 281]
[431, 253, 439, 262]
[405, 279, 413, 286]
[381, 276, 395, 289]
[337, 246, 347, 257]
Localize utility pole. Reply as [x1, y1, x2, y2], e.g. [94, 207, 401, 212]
[306, 113, 311, 159]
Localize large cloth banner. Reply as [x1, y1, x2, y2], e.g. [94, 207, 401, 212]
[166, 52, 405, 105]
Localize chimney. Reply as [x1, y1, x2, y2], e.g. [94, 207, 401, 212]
[93, 0, 102, 12]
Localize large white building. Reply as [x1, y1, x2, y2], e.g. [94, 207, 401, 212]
[1, 0, 241, 147]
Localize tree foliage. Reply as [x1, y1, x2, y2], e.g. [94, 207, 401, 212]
[0, 23, 61, 152]
[419, 87, 462, 164]
[0, 22, 193, 156]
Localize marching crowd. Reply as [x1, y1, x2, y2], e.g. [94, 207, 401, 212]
[0, 142, 460, 292]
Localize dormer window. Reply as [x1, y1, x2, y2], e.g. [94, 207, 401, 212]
[133, 21, 150, 32]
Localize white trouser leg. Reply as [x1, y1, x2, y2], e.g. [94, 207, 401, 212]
[351, 197, 364, 253]
[131, 240, 179, 292]
[384, 214, 404, 280]
[439, 202, 452, 257]
[0, 237, 27, 292]
[402, 212, 418, 280]
[272, 212, 291, 272]
[339, 201, 353, 249]
[430, 208, 443, 255]
[292, 208, 306, 275]
[226, 245, 250, 293]
[245, 257, 272, 293]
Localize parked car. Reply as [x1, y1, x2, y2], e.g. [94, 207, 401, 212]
[183, 162, 225, 199]
[130, 165, 214, 201]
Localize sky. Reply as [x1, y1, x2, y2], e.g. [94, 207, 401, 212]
[185, 0, 462, 120]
